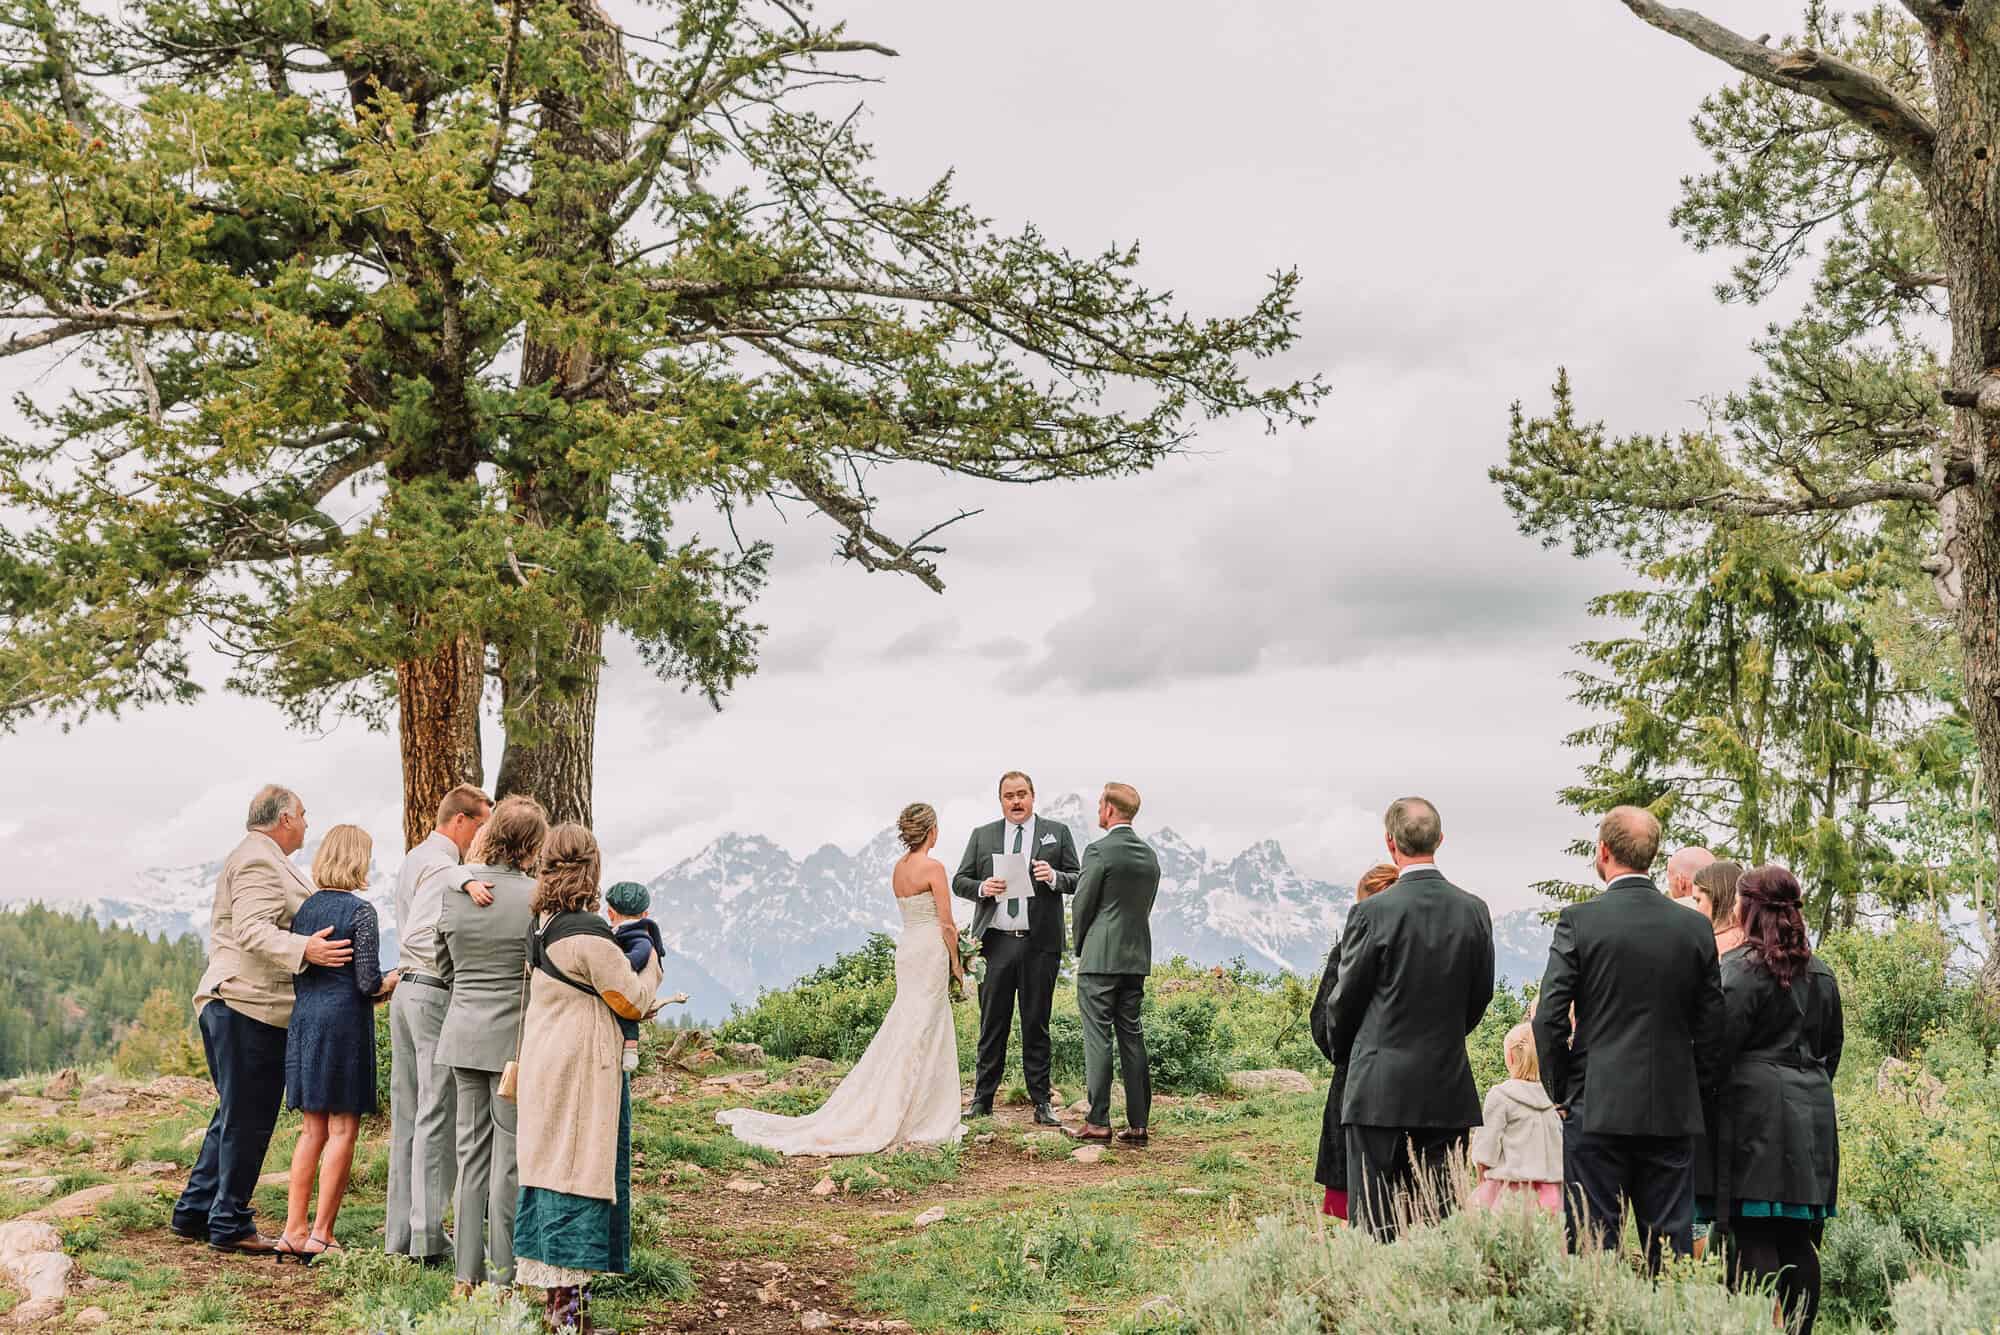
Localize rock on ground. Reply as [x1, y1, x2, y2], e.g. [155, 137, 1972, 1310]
[718, 1042, 767, 1065]
[32, 1184, 125, 1220]
[0, 1219, 72, 1314]
[77, 1094, 129, 1115]
[911, 1206, 948, 1228]
[72, 1306, 111, 1327]
[41, 1070, 79, 1101]
[1225, 1069, 1314, 1095]
[144, 1076, 213, 1103]
[5, 1178, 58, 1200]
[1070, 1144, 1106, 1165]
[1877, 1056, 1948, 1117]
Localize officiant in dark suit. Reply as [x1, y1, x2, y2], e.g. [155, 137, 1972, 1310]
[1326, 797, 1495, 1241]
[953, 770, 1081, 1125]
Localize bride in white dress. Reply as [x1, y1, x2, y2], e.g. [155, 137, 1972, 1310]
[717, 803, 968, 1156]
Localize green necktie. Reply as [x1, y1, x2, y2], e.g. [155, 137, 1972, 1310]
[1008, 825, 1024, 920]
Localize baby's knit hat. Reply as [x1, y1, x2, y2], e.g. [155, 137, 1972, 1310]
[605, 881, 651, 915]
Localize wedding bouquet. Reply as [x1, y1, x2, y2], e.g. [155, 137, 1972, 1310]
[949, 931, 982, 1004]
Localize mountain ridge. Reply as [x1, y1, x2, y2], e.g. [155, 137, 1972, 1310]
[32, 795, 1556, 1021]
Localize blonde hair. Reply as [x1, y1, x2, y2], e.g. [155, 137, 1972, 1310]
[1504, 1022, 1539, 1082]
[897, 803, 937, 853]
[531, 823, 602, 915]
[436, 783, 492, 828]
[311, 825, 373, 891]
[1102, 782, 1141, 821]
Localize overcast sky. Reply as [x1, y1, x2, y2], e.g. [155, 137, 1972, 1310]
[1, 1, 1789, 910]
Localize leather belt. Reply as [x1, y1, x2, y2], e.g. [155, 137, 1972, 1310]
[401, 972, 448, 990]
[987, 929, 1031, 939]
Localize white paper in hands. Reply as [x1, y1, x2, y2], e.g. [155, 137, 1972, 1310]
[991, 851, 1033, 925]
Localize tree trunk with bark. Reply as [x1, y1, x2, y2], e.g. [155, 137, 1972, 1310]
[494, 0, 630, 829]
[495, 618, 603, 828]
[395, 633, 485, 850]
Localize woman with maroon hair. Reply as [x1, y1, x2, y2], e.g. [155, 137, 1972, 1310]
[1706, 865, 1844, 1334]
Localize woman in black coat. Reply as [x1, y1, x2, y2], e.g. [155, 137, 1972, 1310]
[1311, 864, 1398, 1221]
[1705, 864, 1843, 1334]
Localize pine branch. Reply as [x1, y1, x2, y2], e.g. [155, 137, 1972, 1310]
[1616, 1, 1938, 178]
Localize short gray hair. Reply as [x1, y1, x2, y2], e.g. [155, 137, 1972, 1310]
[246, 784, 301, 831]
[1385, 796, 1442, 856]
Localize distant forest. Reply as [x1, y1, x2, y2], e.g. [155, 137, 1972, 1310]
[0, 904, 204, 1078]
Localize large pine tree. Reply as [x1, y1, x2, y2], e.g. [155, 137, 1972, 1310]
[0, 0, 1321, 845]
[1495, 2, 2000, 986]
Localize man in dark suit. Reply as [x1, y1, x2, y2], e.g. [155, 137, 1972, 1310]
[952, 770, 1082, 1125]
[1069, 783, 1161, 1145]
[1533, 805, 1724, 1272]
[1325, 796, 1495, 1241]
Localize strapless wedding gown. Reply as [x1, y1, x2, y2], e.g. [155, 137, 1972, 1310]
[717, 892, 966, 1156]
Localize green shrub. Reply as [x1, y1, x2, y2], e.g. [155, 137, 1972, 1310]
[719, 935, 900, 1060]
[1888, 1236, 2000, 1333]
[1467, 984, 1532, 1095]
[1143, 995, 1233, 1095]
[829, 1144, 962, 1194]
[1820, 925, 1965, 1060]
[1838, 1039, 2000, 1253]
[365, 1285, 544, 1335]
[1817, 1210, 1918, 1329]
[1165, 1207, 1777, 1333]
[375, 1003, 394, 1112]
[113, 986, 207, 1078]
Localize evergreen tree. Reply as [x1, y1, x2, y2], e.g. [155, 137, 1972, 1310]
[1493, 3, 2000, 987]
[0, 0, 1322, 845]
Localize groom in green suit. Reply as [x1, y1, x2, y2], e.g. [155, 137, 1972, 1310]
[1070, 782, 1161, 1145]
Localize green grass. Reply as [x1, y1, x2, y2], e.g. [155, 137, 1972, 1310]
[854, 1207, 1142, 1332]
[830, 1144, 963, 1194]
[52, 1167, 109, 1195]
[97, 1187, 169, 1233]
[58, 1219, 107, 1253]
[85, 1253, 180, 1295]
[116, 1115, 205, 1170]
[314, 1247, 454, 1330]
[12, 1122, 79, 1151]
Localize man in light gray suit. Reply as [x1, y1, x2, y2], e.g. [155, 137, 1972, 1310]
[1070, 782, 1161, 1146]
[387, 782, 491, 1264]
[436, 795, 545, 1294]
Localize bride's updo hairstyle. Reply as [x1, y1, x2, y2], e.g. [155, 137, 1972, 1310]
[897, 803, 938, 853]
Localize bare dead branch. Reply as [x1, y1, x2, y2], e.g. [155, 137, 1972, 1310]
[1617, 1, 1938, 178]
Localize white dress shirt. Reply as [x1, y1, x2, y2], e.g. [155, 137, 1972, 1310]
[1397, 860, 1440, 880]
[394, 830, 462, 977]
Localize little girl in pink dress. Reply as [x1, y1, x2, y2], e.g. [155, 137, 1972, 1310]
[1469, 1022, 1564, 1215]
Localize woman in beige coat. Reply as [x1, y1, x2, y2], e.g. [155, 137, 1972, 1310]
[509, 824, 661, 1332]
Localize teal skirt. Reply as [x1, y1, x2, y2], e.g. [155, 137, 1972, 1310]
[1697, 1196, 1835, 1226]
[514, 1076, 632, 1275]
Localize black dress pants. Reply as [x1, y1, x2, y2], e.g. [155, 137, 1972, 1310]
[1345, 1124, 1468, 1242]
[173, 1001, 289, 1244]
[973, 931, 1058, 1105]
[1562, 1117, 1695, 1272]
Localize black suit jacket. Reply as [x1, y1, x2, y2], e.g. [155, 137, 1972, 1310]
[1325, 868, 1495, 1129]
[951, 817, 1080, 953]
[1533, 876, 1725, 1138]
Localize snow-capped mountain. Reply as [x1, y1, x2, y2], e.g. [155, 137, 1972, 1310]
[58, 795, 1556, 1023]
[641, 794, 1555, 1019]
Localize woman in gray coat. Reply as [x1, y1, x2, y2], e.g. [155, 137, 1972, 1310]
[436, 794, 549, 1294]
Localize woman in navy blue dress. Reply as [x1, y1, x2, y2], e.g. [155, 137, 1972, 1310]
[278, 825, 398, 1261]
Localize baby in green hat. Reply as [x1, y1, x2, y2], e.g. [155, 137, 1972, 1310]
[606, 881, 664, 1072]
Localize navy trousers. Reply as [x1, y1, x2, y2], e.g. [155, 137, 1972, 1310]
[173, 1001, 288, 1244]
[1562, 1115, 1695, 1273]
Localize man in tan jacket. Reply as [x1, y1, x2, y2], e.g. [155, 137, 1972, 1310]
[171, 785, 353, 1253]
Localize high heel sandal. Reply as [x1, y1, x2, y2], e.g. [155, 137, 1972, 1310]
[272, 1236, 315, 1265]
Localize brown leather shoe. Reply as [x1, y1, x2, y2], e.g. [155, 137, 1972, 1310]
[1067, 1123, 1113, 1142]
[209, 1231, 280, 1255]
[451, 1280, 476, 1301]
[1116, 1128, 1150, 1146]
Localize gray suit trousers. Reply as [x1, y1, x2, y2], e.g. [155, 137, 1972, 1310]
[451, 1067, 517, 1285]
[1078, 972, 1150, 1130]
[387, 985, 457, 1257]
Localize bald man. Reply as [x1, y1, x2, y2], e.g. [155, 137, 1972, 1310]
[1664, 847, 1714, 903]
[1534, 807, 1723, 1273]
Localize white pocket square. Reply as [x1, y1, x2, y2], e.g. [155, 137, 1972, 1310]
[1040, 833, 1057, 845]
